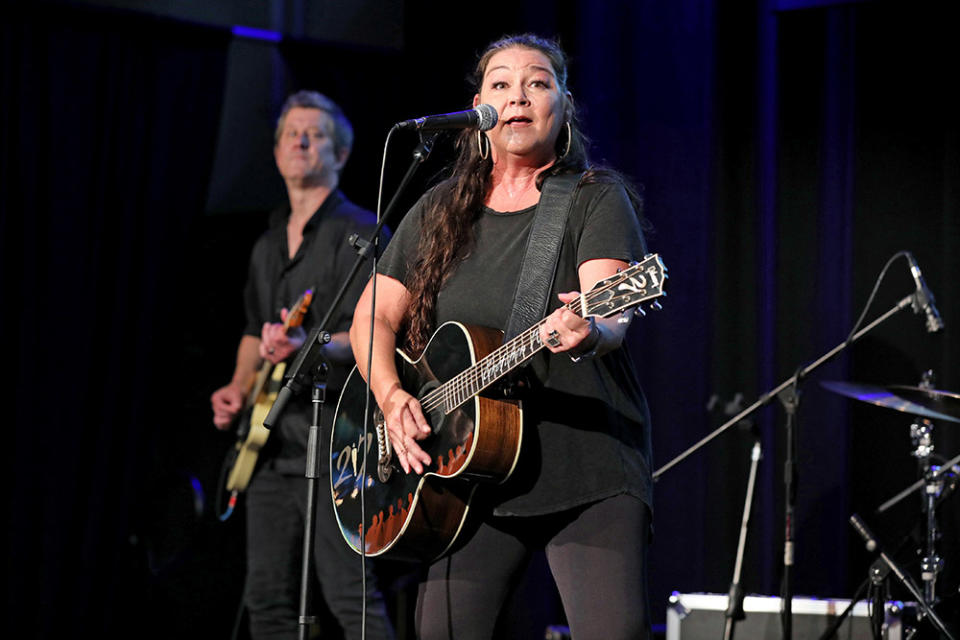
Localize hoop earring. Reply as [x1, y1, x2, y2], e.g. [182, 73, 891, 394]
[559, 121, 572, 160]
[477, 130, 489, 160]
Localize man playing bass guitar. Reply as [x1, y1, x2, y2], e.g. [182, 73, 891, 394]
[209, 90, 393, 640]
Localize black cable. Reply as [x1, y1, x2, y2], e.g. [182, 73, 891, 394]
[356, 124, 399, 640]
[229, 588, 247, 640]
[845, 250, 911, 345]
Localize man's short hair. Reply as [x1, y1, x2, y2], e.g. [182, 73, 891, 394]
[274, 91, 354, 158]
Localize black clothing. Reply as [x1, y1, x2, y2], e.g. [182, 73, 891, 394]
[415, 494, 651, 640]
[241, 190, 393, 639]
[243, 189, 385, 475]
[378, 180, 652, 517]
[246, 468, 393, 640]
[379, 176, 653, 638]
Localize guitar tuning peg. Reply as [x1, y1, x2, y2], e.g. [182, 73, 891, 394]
[650, 301, 662, 311]
[633, 307, 646, 317]
[617, 312, 631, 324]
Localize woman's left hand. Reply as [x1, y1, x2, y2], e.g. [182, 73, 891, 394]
[539, 291, 596, 353]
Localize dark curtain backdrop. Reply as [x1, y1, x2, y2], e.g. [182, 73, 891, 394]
[1, 5, 232, 638]
[3, 1, 958, 638]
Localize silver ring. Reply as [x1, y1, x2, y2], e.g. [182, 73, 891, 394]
[546, 330, 561, 348]
[268, 347, 276, 354]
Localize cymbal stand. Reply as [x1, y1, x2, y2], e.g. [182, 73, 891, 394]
[850, 515, 956, 640]
[876, 451, 960, 515]
[910, 416, 944, 607]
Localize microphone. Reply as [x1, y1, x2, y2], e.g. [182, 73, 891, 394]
[849, 514, 878, 552]
[906, 252, 945, 332]
[396, 104, 498, 132]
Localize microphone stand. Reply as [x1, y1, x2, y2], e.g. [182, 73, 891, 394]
[654, 293, 917, 639]
[815, 573, 872, 640]
[826, 443, 960, 640]
[722, 436, 762, 640]
[779, 370, 801, 640]
[849, 514, 957, 640]
[260, 128, 439, 640]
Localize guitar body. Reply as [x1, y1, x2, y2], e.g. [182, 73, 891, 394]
[225, 362, 287, 492]
[329, 254, 668, 559]
[330, 322, 523, 561]
[220, 289, 313, 500]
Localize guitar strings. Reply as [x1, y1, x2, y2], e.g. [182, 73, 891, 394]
[418, 273, 623, 416]
[423, 259, 661, 416]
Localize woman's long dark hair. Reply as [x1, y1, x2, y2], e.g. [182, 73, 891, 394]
[401, 34, 642, 356]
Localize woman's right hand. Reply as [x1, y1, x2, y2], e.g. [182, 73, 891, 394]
[379, 382, 432, 474]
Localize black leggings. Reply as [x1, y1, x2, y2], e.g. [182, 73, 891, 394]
[415, 493, 651, 640]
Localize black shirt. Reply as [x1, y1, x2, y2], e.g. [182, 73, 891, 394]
[378, 179, 653, 516]
[244, 190, 387, 474]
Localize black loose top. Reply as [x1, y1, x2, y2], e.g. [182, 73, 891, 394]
[377, 179, 653, 516]
[243, 190, 386, 474]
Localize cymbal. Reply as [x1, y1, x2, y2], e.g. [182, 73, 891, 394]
[888, 385, 960, 421]
[820, 380, 960, 424]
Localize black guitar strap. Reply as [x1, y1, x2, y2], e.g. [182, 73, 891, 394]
[503, 172, 583, 342]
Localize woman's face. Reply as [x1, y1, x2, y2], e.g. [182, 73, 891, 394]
[474, 47, 567, 166]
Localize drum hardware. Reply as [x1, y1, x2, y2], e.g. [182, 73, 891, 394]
[822, 371, 960, 635]
[818, 380, 960, 424]
[848, 514, 956, 640]
[888, 385, 960, 421]
[655, 280, 927, 638]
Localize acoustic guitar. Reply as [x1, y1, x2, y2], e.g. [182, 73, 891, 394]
[330, 255, 666, 561]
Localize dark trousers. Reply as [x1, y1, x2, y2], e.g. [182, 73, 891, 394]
[415, 493, 651, 640]
[245, 466, 394, 640]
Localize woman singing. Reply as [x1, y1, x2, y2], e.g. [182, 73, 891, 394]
[350, 34, 653, 640]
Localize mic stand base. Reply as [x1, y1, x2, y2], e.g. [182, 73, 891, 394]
[816, 576, 870, 640]
[849, 514, 957, 640]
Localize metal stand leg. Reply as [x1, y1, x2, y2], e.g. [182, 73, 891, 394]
[722, 438, 763, 640]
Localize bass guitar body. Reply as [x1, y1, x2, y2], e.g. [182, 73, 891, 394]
[220, 289, 313, 502]
[225, 362, 287, 492]
[330, 322, 522, 561]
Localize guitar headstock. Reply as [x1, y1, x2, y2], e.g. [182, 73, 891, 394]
[284, 289, 314, 330]
[581, 254, 667, 319]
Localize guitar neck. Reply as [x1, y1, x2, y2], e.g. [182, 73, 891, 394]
[417, 254, 666, 417]
[245, 291, 313, 408]
[418, 304, 579, 416]
[421, 254, 667, 420]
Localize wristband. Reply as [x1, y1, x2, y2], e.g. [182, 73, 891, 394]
[569, 318, 601, 362]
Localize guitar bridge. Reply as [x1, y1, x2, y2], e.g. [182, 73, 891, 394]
[374, 408, 393, 483]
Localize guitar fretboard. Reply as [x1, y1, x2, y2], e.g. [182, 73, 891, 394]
[419, 318, 553, 415]
[416, 255, 664, 416]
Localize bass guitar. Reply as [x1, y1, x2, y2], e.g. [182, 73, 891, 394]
[330, 255, 666, 560]
[221, 290, 313, 507]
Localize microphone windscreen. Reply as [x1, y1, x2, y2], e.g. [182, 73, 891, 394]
[475, 104, 498, 131]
